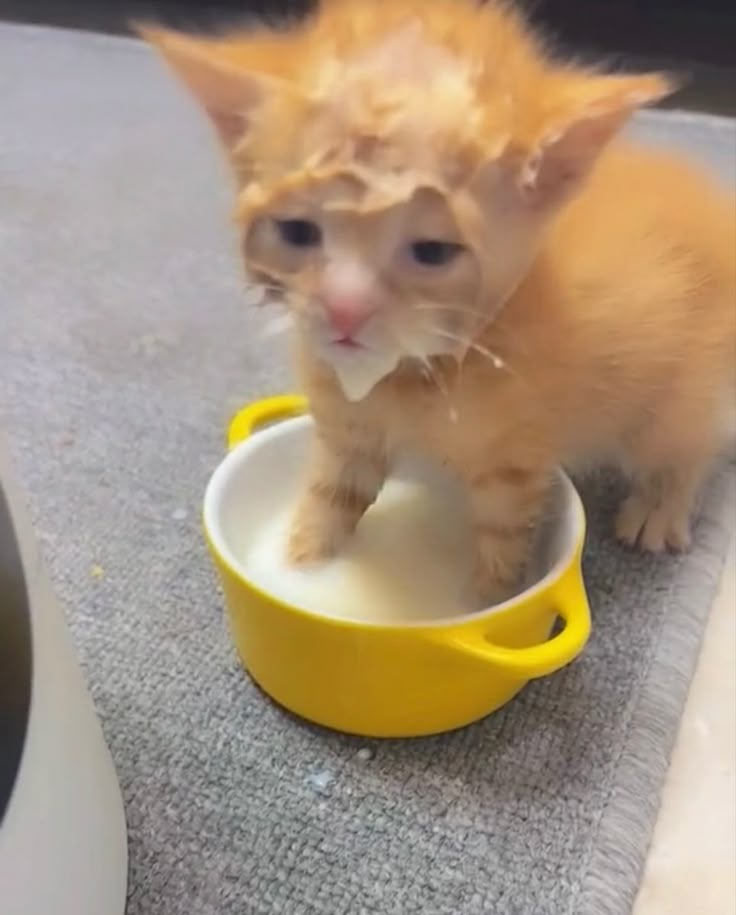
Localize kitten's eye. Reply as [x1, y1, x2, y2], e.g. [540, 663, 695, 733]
[410, 240, 464, 267]
[275, 218, 322, 248]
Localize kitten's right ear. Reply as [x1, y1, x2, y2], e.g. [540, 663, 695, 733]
[137, 25, 267, 151]
[515, 71, 677, 210]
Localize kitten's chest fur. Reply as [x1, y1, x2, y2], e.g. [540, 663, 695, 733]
[309, 356, 557, 473]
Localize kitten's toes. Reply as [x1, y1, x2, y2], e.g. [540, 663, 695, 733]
[615, 494, 650, 547]
[615, 497, 691, 553]
[639, 510, 691, 554]
[286, 524, 342, 567]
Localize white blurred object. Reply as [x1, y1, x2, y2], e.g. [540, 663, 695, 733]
[0, 433, 128, 915]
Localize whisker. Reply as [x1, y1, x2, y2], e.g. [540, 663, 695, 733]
[385, 325, 459, 424]
[247, 281, 311, 318]
[420, 355, 458, 424]
[415, 301, 531, 358]
[431, 327, 506, 370]
[259, 312, 293, 339]
[244, 284, 283, 307]
[414, 302, 482, 318]
[483, 320, 532, 358]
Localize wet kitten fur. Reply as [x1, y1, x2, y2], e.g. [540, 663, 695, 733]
[144, 0, 736, 605]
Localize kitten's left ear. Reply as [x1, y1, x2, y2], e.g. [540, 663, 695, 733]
[518, 72, 676, 209]
[138, 25, 273, 151]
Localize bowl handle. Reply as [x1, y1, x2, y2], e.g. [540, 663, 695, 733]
[227, 395, 308, 451]
[441, 570, 591, 679]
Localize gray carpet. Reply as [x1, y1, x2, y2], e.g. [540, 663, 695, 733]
[1, 24, 734, 915]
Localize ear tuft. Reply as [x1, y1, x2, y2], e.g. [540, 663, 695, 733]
[519, 71, 678, 208]
[136, 23, 265, 151]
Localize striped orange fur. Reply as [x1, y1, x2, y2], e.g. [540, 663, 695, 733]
[144, 1, 736, 605]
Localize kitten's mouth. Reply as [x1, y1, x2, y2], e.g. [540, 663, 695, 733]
[332, 336, 364, 350]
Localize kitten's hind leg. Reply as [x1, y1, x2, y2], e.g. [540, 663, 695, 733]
[615, 395, 723, 553]
[615, 461, 706, 553]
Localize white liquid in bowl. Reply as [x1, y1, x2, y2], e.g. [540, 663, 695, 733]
[210, 419, 578, 626]
[240, 475, 476, 624]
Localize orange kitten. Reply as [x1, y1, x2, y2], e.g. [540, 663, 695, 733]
[143, 0, 736, 605]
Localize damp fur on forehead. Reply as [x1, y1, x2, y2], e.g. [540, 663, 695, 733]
[143, 1, 677, 217]
[307, 19, 485, 134]
[231, 59, 493, 214]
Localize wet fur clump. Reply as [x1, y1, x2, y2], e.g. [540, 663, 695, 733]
[143, 0, 736, 605]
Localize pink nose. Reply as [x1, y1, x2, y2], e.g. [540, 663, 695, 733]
[323, 295, 376, 338]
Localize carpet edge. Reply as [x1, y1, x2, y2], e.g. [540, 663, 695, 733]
[574, 464, 736, 915]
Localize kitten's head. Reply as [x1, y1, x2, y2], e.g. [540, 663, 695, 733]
[143, 0, 672, 399]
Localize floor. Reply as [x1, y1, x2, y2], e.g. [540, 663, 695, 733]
[634, 538, 735, 914]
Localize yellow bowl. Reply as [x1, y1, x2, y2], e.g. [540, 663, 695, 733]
[204, 395, 591, 738]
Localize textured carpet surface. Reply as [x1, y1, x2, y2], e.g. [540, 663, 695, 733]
[1, 24, 735, 915]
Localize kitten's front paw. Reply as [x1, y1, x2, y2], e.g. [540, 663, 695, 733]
[286, 522, 344, 568]
[615, 496, 691, 553]
[464, 562, 516, 612]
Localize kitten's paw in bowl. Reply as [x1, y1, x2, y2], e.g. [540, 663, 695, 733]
[464, 562, 517, 611]
[286, 523, 344, 567]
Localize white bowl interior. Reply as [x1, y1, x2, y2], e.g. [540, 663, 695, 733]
[204, 417, 584, 625]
